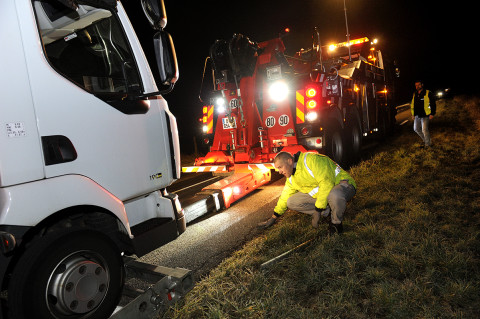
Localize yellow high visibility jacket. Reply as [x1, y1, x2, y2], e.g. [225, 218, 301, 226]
[273, 152, 356, 216]
[411, 89, 432, 116]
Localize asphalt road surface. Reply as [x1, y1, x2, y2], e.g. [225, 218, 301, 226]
[140, 176, 285, 279]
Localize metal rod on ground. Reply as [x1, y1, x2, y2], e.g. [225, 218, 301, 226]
[260, 237, 316, 270]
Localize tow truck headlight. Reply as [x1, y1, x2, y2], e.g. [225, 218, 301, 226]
[215, 97, 226, 113]
[202, 125, 208, 133]
[269, 81, 289, 102]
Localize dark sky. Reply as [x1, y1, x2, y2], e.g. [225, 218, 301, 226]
[123, 0, 472, 153]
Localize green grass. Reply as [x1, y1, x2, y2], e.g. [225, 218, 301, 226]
[163, 96, 480, 319]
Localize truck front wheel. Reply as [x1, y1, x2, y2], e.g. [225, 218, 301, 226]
[8, 228, 124, 319]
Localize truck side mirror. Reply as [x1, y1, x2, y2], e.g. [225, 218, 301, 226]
[153, 31, 179, 86]
[141, 0, 167, 30]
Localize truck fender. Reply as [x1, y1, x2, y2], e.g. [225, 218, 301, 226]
[0, 175, 131, 237]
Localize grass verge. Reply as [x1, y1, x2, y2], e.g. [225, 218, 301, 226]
[164, 96, 480, 319]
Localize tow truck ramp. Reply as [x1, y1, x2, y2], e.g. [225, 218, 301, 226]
[180, 163, 274, 223]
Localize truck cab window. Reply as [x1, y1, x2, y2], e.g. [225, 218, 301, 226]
[33, 0, 143, 95]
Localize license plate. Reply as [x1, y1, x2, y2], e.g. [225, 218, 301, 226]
[222, 117, 237, 129]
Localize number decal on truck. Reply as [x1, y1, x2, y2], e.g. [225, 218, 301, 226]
[265, 116, 275, 128]
[279, 114, 289, 126]
[229, 98, 240, 109]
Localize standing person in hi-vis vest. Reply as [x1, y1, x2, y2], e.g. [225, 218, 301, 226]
[257, 152, 356, 235]
[411, 80, 436, 147]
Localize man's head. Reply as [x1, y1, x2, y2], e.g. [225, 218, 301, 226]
[415, 81, 424, 92]
[274, 152, 294, 177]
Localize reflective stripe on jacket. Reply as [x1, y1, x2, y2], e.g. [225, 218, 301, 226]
[411, 89, 431, 116]
[273, 152, 356, 216]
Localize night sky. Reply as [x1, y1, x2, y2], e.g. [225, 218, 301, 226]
[122, 0, 473, 154]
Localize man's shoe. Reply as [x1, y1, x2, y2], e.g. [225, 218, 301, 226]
[312, 211, 321, 228]
[328, 222, 343, 235]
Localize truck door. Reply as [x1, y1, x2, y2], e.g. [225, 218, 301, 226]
[0, 0, 45, 187]
[25, 0, 174, 200]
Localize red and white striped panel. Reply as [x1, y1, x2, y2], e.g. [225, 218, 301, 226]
[248, 163, 276, 170]
[182, 166, 227, 173]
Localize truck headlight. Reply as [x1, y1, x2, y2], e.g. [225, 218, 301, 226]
[269, 81, 289, 102]
[215, 97, 226, 113]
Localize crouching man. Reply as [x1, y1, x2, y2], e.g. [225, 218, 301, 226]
[258, 152, 356, 234]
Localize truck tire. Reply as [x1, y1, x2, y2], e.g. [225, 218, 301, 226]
[345, 118, 362, 165]
[8, 228, 124, 319]
[325, 122, 347, 167]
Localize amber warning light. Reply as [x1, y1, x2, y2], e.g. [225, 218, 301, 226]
[328, 37, 369, 51]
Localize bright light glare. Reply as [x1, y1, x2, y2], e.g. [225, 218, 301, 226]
[223, 187, 232, 198]
[202, 125, 208, 132]
[233, 186, 241, 195]
[216, 97, 225, 107]
[215, 98, 226, 113]
[329, 44, 336, 51]
[269, 81, 289, 102]
[306, 111, 318, 122]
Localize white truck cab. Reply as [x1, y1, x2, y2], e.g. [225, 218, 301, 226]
[0, 0, 188, 318]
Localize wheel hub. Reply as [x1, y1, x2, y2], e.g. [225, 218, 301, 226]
[47, 255, 109, 315]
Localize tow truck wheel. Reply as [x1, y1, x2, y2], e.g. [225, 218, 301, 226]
[326, 122, 347, 167]
[8, 228, 124, 319]
[346, 118, 362, 165]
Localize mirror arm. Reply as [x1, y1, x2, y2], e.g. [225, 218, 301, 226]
[136, 84, 175, 99]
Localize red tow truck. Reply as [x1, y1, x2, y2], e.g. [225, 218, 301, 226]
[182, 29, 398, 219]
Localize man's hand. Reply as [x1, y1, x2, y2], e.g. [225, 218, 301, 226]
[257, 215, 277, 229]
[312, 206, 330, 228]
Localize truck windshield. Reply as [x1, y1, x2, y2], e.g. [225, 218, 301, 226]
[33, 1, 142, 95]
